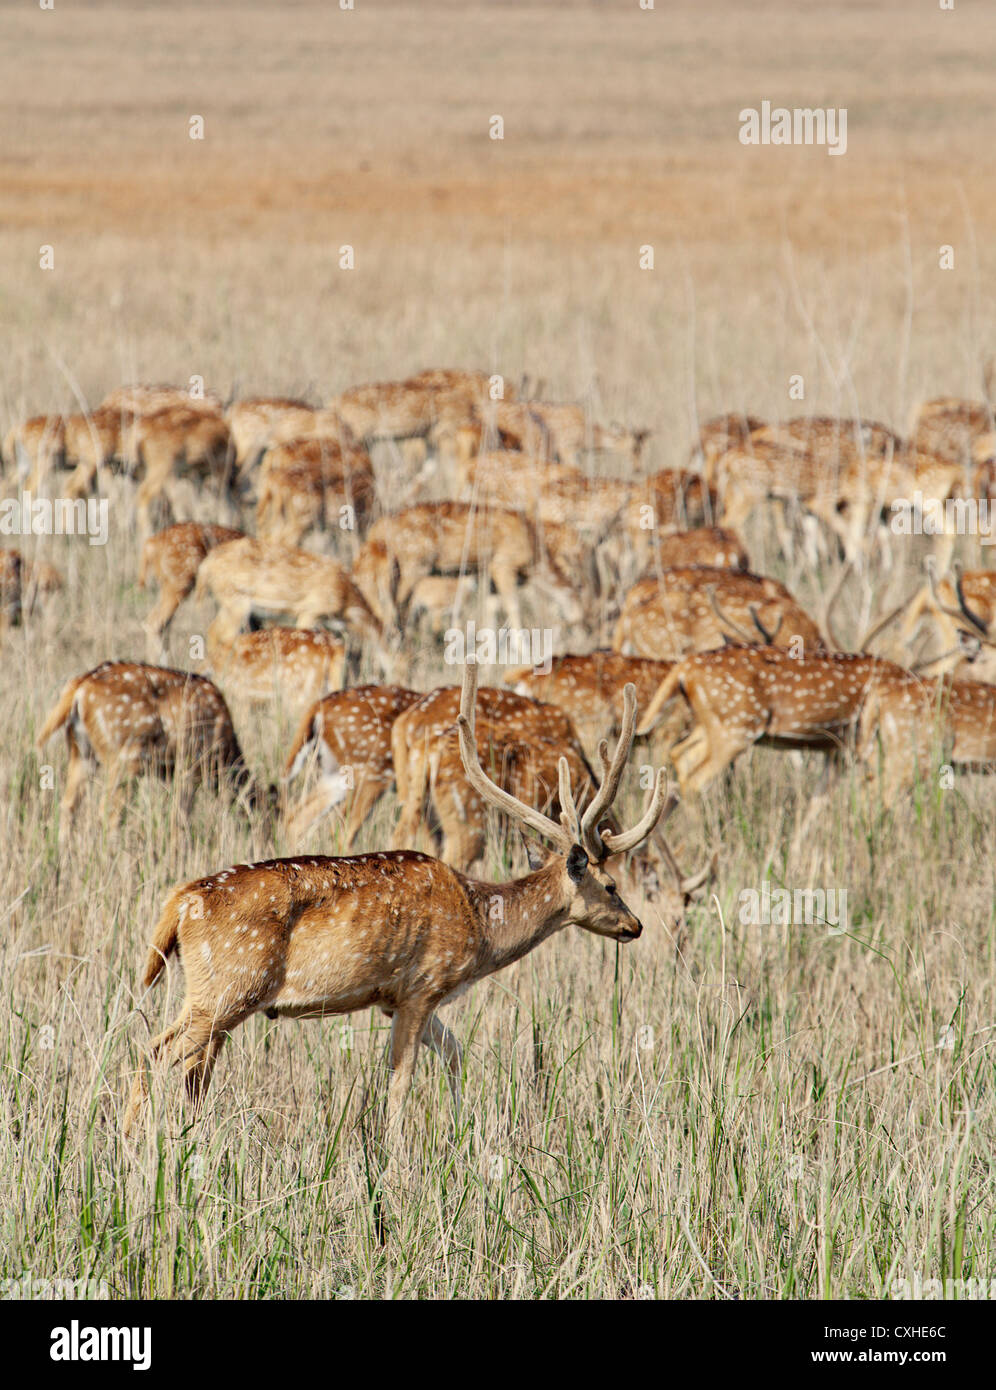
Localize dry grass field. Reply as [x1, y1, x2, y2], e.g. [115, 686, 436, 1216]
[2, 0, 996, 1301]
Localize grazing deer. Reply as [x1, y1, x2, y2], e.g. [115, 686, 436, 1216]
[636, 526, 750, 577]
[255, 436, 376, 549]
[352, 500, 581, 632]
[206, 624, 346, 710]
[612, 566, 825, 660]
[139, 522, 245, 654]
[910, 395, 995, 467]
[261, 409, 358, 457]
[390, 683, 582, 850]
[628, 470, 720, 529]
[715, 417, 902, 556]
[406, 367, 510, 397]
[636, 646, 905, 793]
[689, 412, 765, 482]
[122, 658, 682, 1138]
[503, 651, 682, 755]
[194, 537, 383, 647]
[753, 416, 902, 460]
[225, 396, 316, 476]
[60, 406, 131, 497]
[401, 720, 600, 871]
[121, 405, 236, 536]
[857, 666, 996, 805]
[460, 453, 630, 530]
[900, 566, 996, 683]
[2, 414, 66, 487]
[460, 400, 553, 459]
[99, 383, 224, 416]
[521, 402, 648, 467]
[37, 661, 271, 835]
[283, 684, 422, 849]
[328, 377, 476, 459]
[390, 679, 598, 871]
[617, 472, 722, 576]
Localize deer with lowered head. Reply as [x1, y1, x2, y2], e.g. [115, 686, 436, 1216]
[124, 658, 701, 1137]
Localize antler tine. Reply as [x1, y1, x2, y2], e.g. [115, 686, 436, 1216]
[707, 586, 755, 645]
[557, 754, 581, 842]
[954, 568, 988, 636]
[749, 603, 781, 646]
[579, 682, 638, 857]
[599, 767, 673, 856]
[456, 658, 573, 852]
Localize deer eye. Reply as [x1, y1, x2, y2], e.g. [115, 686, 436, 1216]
[606, 883, 618, 897]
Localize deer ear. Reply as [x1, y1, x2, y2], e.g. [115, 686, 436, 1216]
[522, 835, 548, 871]
[566, 843, 589, 883]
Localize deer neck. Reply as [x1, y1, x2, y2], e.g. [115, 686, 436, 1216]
[466, 860, 571, 974]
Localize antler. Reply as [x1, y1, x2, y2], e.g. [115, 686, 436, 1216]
[457, 662, 671, 862]
[927, 557, 988, 636]
[705, 587, 783, 648]
[706, 587, 756, 645]
[457, 658, 574, 853]
[578, 683, 670, 860]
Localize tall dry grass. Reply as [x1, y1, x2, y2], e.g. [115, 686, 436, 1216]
[1, 1, 995, 1299]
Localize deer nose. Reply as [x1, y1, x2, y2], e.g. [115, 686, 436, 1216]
[619, 915, 643, 942]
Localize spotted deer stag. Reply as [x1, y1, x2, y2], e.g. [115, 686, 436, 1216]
[37, 662, 272, 837]
[122, 659, 677, 1137]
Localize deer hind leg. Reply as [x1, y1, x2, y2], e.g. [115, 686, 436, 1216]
[672, 718, 749, 795]
[63, 458, 99, 500]
[386, 1002, 431, 1132]
[440, 809, 484, 873]
[152, 1006, 227, 1122]
[182, 1029, 228, 1112]
[341, 773, 389, 852]
[58, 735, 93, 836]
[422, 1011, 463, 1116]
[123, 1001, 193, 1136]
[682, 738, 745, 794]
[390, 751, 430, 851]
[135, 465, 173, 540]
[667, 725, 709, 784]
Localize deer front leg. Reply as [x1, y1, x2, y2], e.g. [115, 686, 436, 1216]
[490, 560, 523, 630]
[142, 582, 186, 656]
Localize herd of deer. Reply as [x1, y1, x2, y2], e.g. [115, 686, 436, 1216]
[4, 364, 996, 1139]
